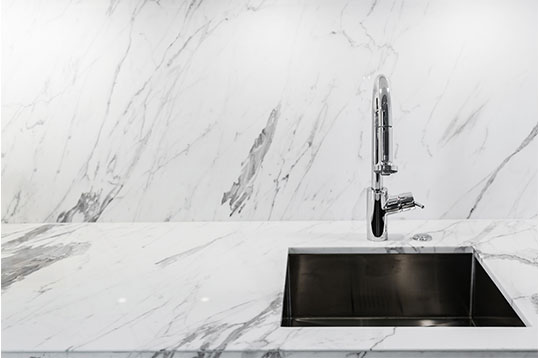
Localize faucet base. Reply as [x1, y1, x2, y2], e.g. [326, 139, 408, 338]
[367, 233, 388, 242]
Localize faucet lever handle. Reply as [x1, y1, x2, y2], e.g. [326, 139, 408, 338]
[384, 192, 424, 214]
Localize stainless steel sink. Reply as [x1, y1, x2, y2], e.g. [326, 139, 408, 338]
[281, 249, 525, 327]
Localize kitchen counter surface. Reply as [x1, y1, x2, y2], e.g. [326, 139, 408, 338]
[1, 220, 538, 357]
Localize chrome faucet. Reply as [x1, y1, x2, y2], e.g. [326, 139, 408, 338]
[367, 75, 424, 241]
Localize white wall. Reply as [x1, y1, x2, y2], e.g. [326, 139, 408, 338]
[2, 0, 537, 223]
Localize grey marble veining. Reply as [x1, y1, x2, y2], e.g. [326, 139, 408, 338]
[1, 220, 537, 356]
[1, 0, 537, 223]
[3, 352, 538, 358]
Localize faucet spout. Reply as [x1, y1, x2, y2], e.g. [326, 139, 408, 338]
[367, 75, 423, 241]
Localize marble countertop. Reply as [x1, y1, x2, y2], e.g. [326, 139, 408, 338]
[1, 220, 538, 357]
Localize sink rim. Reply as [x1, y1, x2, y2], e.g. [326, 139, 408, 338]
[288, 246, 474, 255]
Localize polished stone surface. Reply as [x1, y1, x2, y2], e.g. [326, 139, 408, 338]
[2, 0, 538, 223]
[1, 220, 537, 356]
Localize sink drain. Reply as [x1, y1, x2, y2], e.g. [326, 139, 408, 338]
[411, 233, 432, 241]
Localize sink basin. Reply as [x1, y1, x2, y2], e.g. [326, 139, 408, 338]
[281, 249, 525, 327]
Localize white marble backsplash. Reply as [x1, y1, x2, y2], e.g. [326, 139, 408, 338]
[2, 0, 537, 223]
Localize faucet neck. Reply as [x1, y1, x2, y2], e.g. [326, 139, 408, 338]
[371, 75, 397, 180]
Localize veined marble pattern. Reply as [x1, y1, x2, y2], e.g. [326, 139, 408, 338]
[2, 353, 539, 358]
[1, 220, 538, 356]
[1, 0, 537, 223]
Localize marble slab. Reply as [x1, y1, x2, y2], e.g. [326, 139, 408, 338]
[1, 0, 538, 223]
[1, 220, 537, 356]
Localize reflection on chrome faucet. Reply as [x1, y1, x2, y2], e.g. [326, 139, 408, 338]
[367, 75, 424, 241]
